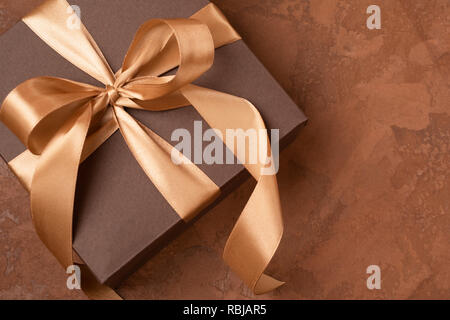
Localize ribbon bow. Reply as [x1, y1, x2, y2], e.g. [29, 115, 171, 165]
[0, 0, 284, 298]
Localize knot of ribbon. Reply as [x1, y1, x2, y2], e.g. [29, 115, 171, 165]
[105, 85, 120, 106]
[0, 0, 284, 299]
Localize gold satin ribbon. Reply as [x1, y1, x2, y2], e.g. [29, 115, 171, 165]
[0, 0, 284, 298]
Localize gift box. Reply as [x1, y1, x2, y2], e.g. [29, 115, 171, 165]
[0, 0, 307, 291]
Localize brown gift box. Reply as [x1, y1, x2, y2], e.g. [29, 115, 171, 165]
[0, 0, 307, 287]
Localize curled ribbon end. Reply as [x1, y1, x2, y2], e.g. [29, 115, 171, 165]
[253, 274, 285, 295]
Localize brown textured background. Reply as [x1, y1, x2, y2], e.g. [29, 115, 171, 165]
[0, 0, 449, 299]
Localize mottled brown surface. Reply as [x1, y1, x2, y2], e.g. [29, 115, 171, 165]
[0, 0, 449, 299]
[0, 0, 46, 35]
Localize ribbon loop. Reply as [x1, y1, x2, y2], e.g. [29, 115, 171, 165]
[118, 18, 215, 101]
[0, 77, 101, 154]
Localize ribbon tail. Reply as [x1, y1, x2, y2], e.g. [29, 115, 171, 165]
[255, 274, 285, 294]
[112, 106, 220, 221]
[181, 84, 284, 294]
[30, 103, 92, 268]
[224, 174, 284, 294]
[28, 101, 122, 300]
[8, 151, 39, 192]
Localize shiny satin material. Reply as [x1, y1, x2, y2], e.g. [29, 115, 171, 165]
[0, 0, 284, 298]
